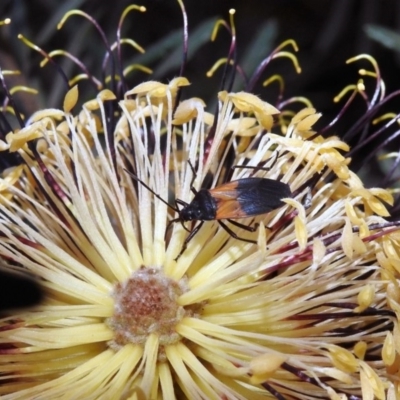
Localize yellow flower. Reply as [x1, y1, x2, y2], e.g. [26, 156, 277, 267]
[0, 6, 400, 400]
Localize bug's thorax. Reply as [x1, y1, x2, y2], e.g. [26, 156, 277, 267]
[180, 190, 217, 221]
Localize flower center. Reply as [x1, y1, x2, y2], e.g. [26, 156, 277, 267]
[107, 267, 191, 351]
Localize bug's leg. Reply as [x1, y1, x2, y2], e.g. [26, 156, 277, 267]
[165, 217, 180, 240]
[174, 221, 205, 261]
[218, 220, 257, 244]
[233, 150, 284, 174]
[227, 219, 259, 232]
[175, 199, 189, 208]
[165, 199, 190, 240]
[173, 200, 191, 233]
[180, 220, 191, 233]
[187, 160, 198, 195]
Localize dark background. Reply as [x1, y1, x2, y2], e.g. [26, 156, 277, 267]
[1, 0, 400, 113]
[0, 0, 400, 310]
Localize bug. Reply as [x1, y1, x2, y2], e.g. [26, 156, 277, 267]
[126, 164, 291, 260]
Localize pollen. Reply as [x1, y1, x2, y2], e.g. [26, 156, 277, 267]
[107, 267, 191, 352]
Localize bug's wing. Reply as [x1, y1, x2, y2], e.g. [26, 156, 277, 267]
[236, 178, 291, 216]
[208, 181, 241, 201]
[213, 199, 249, 219]
[208, 181, 248, 219]
[212, 178, 291, 219]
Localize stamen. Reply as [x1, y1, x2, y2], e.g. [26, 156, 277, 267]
[116, 5, 147, 93]
[58, 10, 116, 93]
[17, 34, 70, 90]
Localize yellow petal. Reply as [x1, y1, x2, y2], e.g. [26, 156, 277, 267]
[382, 331, 396, 366]
[7, 123, 43, 152]
[225, 117, 257, 133]
[63, 84, 79, 113]
[341, 218, 354, 259]
[360, 361, 386, 400]
[312, 237, 326, 264]
[327, 345, 358, 373]
[320, 138, 350, 152]
[126, 81, 168, 98]
[296, 112, 322, 131]
[168, 77, 190, 90]
[354, 284, 374, 312]
[172, 98, 205, 124]
[291, 107, 317, 124]
[354, 341, 367, 360]
[369, 188, 394, 205]
[30, 109, 65, 122]
[318, 367, 353, 384]
[228, 92, 280, 115]
[254, 111, 274, 130]
[83, 98, 101, 111]
[285, 198, 306, 250]
[98, 89, 117, 102]
[249, 352, 287, 384]
[0, 165, 24, 191]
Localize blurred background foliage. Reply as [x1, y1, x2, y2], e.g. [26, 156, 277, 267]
[0, 0, 400, 310]
[1, 1, 400, 109]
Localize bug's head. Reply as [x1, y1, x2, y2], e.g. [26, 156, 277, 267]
[180, 202, 203, 221]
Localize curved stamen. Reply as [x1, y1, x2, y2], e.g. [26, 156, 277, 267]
[58, 10, 116, 93]
[246, 39, 300, 93]
[42, 50, 102, 91]
[347, 54, 383, 108]
[17, 34, 70, 91]
[0, 69, 25, 129]
[116, 5, 146, 94]
[173, 0, 189, 112]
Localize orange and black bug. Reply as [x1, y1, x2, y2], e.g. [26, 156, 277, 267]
[126, 165, 291, 259]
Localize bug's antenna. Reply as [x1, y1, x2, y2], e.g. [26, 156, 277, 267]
[233, 151, 282, 175]
[124, 169, 179, 212]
